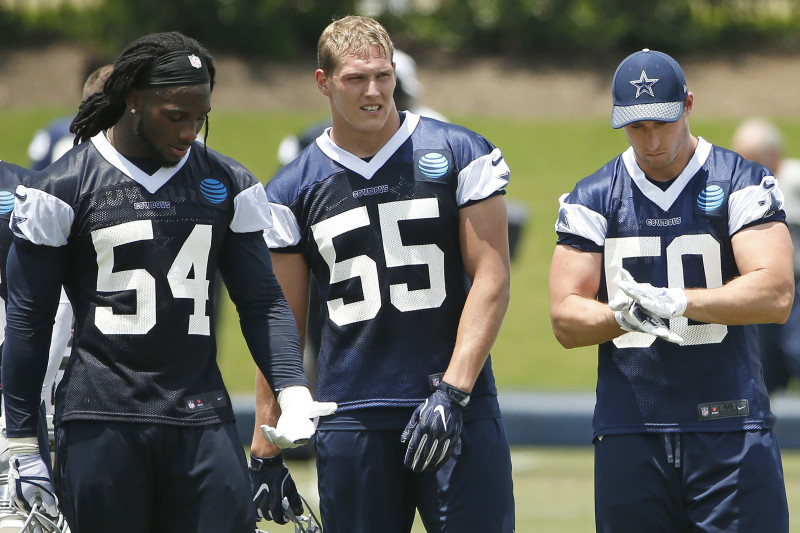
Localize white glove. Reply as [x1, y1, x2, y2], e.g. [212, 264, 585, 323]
[260, 386, 337, 449]
[8, 437, 57, 518]
[610, 291, 684, 344]
[617, 268, 687, 319]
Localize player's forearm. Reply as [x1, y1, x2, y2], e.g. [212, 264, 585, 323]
[443, 272, 509, 392]
[222, 232, 308, 389]
[550, 294, 624, 348]
[684, 269, 794, 325]
[3, 241, 64, 436]
[250, 370, 283, 457]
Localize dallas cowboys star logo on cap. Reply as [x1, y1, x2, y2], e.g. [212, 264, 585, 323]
[630, 70, 659, 98]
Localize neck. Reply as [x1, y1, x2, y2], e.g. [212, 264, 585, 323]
[329, 109, 402, 158]
[107, 118, 145, 160]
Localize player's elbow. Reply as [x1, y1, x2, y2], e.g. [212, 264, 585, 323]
[772, 283, 795, 324]
[550, 314, 581, 349]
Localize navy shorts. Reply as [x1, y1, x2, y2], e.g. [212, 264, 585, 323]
[314, 416, 515, 533]
[594, 430, 789, 533]
[55, 421, 255, 533]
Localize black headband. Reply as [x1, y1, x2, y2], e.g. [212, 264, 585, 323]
[137, 50, 210, 88]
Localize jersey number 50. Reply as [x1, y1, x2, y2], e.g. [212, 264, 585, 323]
[605, 234, 728, 348]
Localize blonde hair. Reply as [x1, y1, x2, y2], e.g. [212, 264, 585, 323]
[317, 15, 394, 76]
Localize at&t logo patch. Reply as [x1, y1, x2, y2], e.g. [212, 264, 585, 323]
[694, 181, 729, 218]
[0, 190, 15, 215]
[414, 149, 453, 183]
[200, 178, 227, 204]
[697, 185, 725, 211]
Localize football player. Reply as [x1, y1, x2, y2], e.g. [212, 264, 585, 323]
[250, 15, 515, 533]
[549, 49, 793, 532]
[2, 32, 334, 533]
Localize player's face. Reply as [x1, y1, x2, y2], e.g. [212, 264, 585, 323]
[317, 46, 397, 152]
[133, 85, 211, 167]
[623, 96, 696, 182]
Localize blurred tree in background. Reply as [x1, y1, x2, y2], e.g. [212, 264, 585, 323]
[1, 0, 800, 60]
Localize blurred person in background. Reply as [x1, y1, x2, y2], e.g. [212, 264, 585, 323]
[252, 15, 515, 533]
[27, 63, 113, 170]
[732, 117, 800, 393]
[550, 49, 793, 532]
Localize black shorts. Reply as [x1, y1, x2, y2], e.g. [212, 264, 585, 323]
[315, 416, 515, 533]
[55, 420, 255, 533]
[594, 430, 789, 532]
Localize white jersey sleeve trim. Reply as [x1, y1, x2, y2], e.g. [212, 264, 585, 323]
[554, 193, 607, 246]
[456, 148, 510, 206]
[230, 183, 273, 233]
[729, 175, 785, 235]
[11, 185, 74, 247]
[264, 202, 302, 248]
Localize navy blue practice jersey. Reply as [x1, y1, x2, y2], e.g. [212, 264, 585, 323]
[265, 112, 510, 411]
[4, 132, 305, 434]
[0, 161, 33, 346]
[556, 138, 785, 436]
[27, 116, 74, 171]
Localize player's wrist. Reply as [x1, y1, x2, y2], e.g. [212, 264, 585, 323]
[8, 436, 39, 456]
[249, 453, 284, 470]
[437, 380, 471, 408]
[614, 308, 633, 331]
[276, 385, 312, 413]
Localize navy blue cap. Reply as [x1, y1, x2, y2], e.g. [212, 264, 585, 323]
[611, 49, 688, 129]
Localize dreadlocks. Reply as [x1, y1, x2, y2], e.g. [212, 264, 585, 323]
[70, 31, 216, 145]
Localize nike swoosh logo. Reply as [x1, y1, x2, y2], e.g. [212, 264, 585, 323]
[738, 404, 746, 410]
[492, 155, 504, 166]
[253, 483, 270, 499]
[434, 405, 447, 430]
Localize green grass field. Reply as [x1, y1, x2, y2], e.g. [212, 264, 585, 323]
[5, 108, 800, 530]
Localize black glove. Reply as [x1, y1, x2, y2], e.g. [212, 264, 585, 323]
[248, 454, 303, 525]
[400, 380, 470, 472]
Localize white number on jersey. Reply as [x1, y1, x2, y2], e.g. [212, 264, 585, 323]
[605, 234, 727, 348]
[92, 220, 212, 335]
[311, 198, 446, 326]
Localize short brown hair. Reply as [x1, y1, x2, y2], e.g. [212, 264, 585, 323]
[82, 64, 114, 101]
[317, 15, 394, 76]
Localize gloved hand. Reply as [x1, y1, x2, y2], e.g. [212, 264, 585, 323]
[400, 381, 469, 472]
[260, 386, 337, 449]
[8, 438, 57, 518]
[248, 454, 302, 525]
[617, 267, 687, 319]
[609, 291, 683, 344]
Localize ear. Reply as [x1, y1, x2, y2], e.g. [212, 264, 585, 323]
[126, 89, 142, 114]
[315, 69, 330, 96]
[684, 92, 694, 117]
